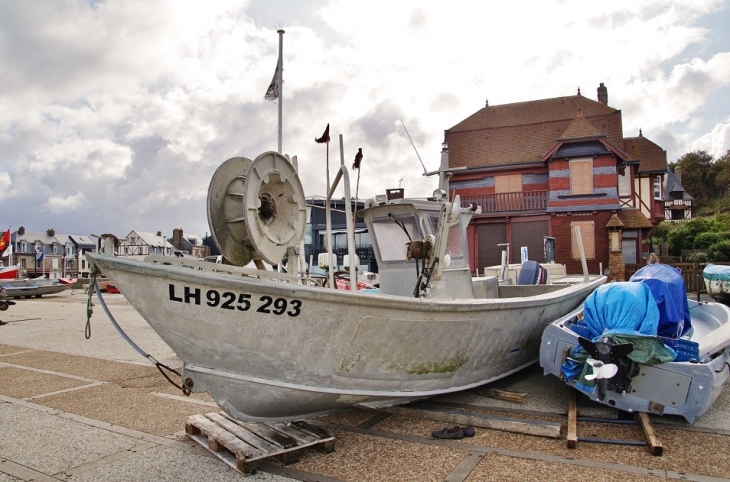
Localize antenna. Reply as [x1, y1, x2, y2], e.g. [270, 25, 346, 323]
[400, 121, 428, 175]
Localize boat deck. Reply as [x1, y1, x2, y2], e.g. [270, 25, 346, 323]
[1, 291, 729, 481]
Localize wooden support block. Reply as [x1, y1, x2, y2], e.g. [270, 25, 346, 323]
[567, 387, 577, 450]
[474, 388, 527, 404]
[236, 457, 257, 476]
[637, 412, 663, 456]
[318, 439, 336, 453]
[275, 451, 301, 465]
[381, 405, 561, 438]
[185, 422, 200, 436]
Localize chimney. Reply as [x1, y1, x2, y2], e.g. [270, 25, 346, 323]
[597, 83, 608, 105]
[173, 228, 183, 249]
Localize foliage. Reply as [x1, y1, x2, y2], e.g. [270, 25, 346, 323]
[670, 150, 730, 211]
[660, 214, 730, 261]
[708, 240, 730, 262]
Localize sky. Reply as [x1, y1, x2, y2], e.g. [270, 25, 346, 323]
[1, 0, 729, 240]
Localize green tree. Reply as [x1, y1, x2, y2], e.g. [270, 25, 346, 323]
[671, 150, 716, 208]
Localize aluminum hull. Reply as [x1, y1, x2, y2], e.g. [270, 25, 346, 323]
[540, 300, 730, 423]
[89, 253, 605, 422]
[0, 279, 69, 298]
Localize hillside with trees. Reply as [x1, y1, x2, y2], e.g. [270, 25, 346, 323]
[653, 149, 730, 262]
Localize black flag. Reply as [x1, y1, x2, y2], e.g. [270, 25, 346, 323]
[352, 148, 363, 170]
[315, 124, 330, 143]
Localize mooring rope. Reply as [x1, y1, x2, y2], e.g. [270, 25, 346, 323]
[85, 267, 189, 395]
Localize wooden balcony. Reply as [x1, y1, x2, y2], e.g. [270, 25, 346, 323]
[460, 190, 548, 213]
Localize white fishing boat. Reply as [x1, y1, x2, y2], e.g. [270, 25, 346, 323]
[87, 150, 605, 422]
[540, 263, 730, 423]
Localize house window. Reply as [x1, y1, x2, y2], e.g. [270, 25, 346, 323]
[622, 230, 638, 264]
[53, 245, 58, 254]
[570, 221, 595, 259]
[20, 242, 26, 252]
[653, 176, 662, 200]
[570, 159, 593, 195]
[618, 170, 632, 197]
[495, 174, 522, 193]
[20, 259, 26, 268]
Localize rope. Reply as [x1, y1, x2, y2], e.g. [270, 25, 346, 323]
[85, 269, 190, 395]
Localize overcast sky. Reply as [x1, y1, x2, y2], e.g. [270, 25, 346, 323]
[1, 0, 729, 240]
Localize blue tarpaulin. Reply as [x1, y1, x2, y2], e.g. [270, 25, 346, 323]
[582, 282, 660, 337]
[630, 264, 692, 338]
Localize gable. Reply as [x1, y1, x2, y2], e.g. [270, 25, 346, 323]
[623, 135, 667, 173]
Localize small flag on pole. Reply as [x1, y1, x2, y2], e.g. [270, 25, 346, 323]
[36, 251, 45, 261]
[264, 59, 281, 101]
[352, 148, 363, 170]
[315, 124, 330, 143]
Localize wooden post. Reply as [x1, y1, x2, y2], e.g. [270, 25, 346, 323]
[637, 412, 663, 456]
[567, 386, 578, 449]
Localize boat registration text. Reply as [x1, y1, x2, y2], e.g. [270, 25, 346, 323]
[168, 284, 301, 317]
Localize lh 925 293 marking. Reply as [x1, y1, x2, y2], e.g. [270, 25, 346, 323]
[168, 284, 301, 317]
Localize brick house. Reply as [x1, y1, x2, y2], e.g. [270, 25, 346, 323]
[444, 84, 665, 280]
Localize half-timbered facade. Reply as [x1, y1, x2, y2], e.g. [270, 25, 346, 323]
[119, 231, 172, 258]
[445, 84, 665, 279]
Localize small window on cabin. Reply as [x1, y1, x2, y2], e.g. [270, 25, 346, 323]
[371, 214, 421, 262]
[654, 176, 663, 200]
[428, 215, 465, 259]
[570, 221, 595, 259]
[618, 169, 632, 197]
[570, 159, 593, 195]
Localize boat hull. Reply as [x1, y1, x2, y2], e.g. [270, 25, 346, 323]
[0, 279, 70, 298]
[540, 301, 730, 423]
[89, 253, 605, 422]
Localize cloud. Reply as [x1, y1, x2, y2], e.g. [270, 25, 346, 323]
[43, 191, 87, 214]
[0, 0, 729, 240]
[691, 119, 730, 158]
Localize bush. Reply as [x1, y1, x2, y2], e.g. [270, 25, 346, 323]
[708, 240, 730, 262]
[693, 231, 727, 249]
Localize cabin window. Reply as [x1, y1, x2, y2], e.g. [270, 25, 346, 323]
[654, 176, 663, 200]
[570, 159, 593, 195]
[428, 215, 465, 259]
[617, 169, 632, 197]
[570, 221, 595, 259]
[370, 214, 421, 262]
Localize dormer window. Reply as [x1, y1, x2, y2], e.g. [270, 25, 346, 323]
[570, 158, 593, 195]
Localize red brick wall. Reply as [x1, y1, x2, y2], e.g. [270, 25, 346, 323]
[551, 211, 614, 275]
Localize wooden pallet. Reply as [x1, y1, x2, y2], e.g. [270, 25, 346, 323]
[185, 412, 336, 476]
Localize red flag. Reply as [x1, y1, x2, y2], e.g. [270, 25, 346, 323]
[0, 229, 9, 252]
[315, 124, 330, 143]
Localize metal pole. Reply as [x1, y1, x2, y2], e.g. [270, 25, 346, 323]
[277, 29, 284, 154]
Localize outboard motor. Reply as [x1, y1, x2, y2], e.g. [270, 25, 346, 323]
[517, 260, 547, 285]
[579, 337, 638, 400]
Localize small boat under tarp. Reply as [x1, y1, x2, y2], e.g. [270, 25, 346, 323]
[540, 264, 730, 423]
[703, 264, 730, 305]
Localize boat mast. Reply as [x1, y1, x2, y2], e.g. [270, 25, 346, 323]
[277, 29, 284, 153]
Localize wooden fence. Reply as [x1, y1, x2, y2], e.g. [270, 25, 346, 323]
[625, 262, 730, 294]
